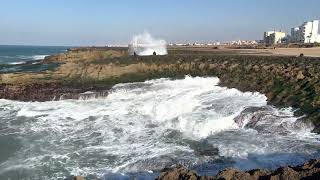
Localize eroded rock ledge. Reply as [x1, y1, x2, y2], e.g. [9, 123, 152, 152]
[157, 159, 320, 180]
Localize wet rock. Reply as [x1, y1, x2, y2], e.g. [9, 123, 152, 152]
[0, 83, 109, 101]
[247, 169, 270, 179]
[156, 165, 202, 180]
[291, 159, 320, 178]
[191, 139, 219, 157]
[214, 168, 270, 180]
[269, 167, 299, 180]
[73, 176, 86, 180]
[215, 168, 253, 180]
[157, 159, 320, 180]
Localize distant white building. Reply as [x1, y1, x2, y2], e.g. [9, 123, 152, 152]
[290, 20, 320, 43]
[264, 31, 286, 44]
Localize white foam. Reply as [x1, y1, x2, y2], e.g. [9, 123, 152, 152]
[15, 55, 48, 60]
[8, 61, 26, 65]
[32, 55, 49, 60]
[128, 32, 167, 56]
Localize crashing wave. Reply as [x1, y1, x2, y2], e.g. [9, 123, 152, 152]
[8, 61, 26, 65]
[128, 32, 167, 56]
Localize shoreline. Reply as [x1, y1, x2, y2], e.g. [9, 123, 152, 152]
[0, 47, 320, 179]
[1, 48, 319, 132]
[156, 159, 320, 180]
[71, 159, 320, 179]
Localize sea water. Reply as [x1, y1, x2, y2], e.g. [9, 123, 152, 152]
[0, 45, 68, 73]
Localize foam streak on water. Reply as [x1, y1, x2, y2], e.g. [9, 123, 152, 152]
[0, 76, 319, 179]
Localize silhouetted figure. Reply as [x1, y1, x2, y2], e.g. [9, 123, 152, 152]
[153, 51, 157, 56]
[299, 53, 304, 57]
[134, 52, 137, 57]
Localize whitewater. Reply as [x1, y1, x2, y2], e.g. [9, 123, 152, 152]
[128, 32, 167, 56]
[0, 76, 319, 179]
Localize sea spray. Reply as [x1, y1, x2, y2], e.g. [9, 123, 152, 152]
[128, 32, 168, 56]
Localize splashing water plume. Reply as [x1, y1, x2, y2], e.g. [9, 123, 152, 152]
[128, 32, 167, 56]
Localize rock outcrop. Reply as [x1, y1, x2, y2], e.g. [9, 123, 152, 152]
[44, 47, 127, 63]
[157, 159, 320, 180]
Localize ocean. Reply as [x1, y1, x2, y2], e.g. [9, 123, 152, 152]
[0, 45, 69, 73]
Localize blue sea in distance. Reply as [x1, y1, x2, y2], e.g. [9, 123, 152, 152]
[0, 45, 70, 73]
[0, 45, 69, 64]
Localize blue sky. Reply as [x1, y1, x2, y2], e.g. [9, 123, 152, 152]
[0, 0, 319, 46]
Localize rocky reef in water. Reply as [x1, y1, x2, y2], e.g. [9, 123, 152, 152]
[156, 159, 320, 180]
[0, 47, 319, 132]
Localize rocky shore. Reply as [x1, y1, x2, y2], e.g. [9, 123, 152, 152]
[156, 159, 320, 180]
[72, 159, 320, 179]
[1, 47, 320, 179]
[0, 47, 319, 132]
